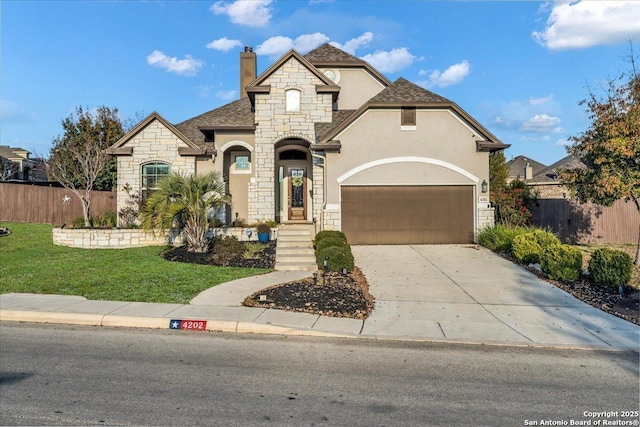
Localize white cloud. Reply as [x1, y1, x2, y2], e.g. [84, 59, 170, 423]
[330, 32, 373, 55]
[529, 94, 554, 106]
[521, 114, 563, 133]
[256, 33, 329, 58]
[216, 90, 237, 101]
[360, 47, 415, 73]
[206, 37, 243, 52]
[147, 50, 203, 76]
[210, 0, 273, 28]
[533, 1, 640, 50]
[555, 138, 571, 146]
[417, 60, 470, 88]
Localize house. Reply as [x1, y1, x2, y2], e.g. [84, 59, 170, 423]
[108, 44, 509, 244]
[507, 154, 584, 199]
[0, 145, 42, 182]
[506, 155, 547, 183]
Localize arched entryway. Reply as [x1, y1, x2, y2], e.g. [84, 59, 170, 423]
[274, 138, 312, 223]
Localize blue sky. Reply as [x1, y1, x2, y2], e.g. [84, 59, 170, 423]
[2, 0, 639, 166]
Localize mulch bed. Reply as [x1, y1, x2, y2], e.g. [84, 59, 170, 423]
[244, 268, 374, 320]
[504, 254, 639, 326]
[162, 240, 276, 269]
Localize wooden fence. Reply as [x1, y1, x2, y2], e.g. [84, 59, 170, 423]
[531, 198, 639, 244]
[0, 183, 116, 225]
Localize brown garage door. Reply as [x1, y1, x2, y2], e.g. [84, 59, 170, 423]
[341, 185, 474, 244]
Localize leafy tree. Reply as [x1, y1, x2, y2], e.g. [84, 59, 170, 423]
[47, 106, 125, 227]
[489, 151, 535, 226]
[0, 157, 19, 181]
[489, 150, 509, 191]
[561, 48, 640, 265]
[140, 172, 229, 253]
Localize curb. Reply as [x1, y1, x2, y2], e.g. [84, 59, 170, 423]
[2, 309, 638, 352]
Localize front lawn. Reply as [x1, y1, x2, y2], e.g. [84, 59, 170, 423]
[0, 222, 270, 304]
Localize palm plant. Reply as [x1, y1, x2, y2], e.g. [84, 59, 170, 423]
[140, 172, 228, 253]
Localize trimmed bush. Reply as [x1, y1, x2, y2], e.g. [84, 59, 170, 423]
[588, 248, 633, 288]
[512, 233, 541, 264]
[316, 245, 355, 272]
[315, 230, 347, 246]
[540, 244, 583, 282]
[532, 229, 560, 248]
[316, 236, 349, 253]
[511, 230, 560, 264]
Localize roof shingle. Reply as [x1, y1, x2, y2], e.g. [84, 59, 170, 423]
[368, 78, 451, 104]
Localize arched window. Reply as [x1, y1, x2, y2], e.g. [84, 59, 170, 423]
[285, 89, 301, 113]
[141, 162, 170, 197]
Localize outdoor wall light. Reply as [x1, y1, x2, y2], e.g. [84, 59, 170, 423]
[481, 179, 488, 193]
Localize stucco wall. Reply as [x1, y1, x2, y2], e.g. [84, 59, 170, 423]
[325, 109, 489, 204]
[318, 68, 385, 110]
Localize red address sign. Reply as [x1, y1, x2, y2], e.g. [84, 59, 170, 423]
[169, 319, 207, 331]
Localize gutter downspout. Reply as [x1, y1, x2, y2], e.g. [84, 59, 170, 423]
[310, 150, 326, 235]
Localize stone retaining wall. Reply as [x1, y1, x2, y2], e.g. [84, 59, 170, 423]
[52, 227, 277, 249]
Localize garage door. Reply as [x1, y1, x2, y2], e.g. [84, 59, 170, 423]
[341, 185, 474, 244]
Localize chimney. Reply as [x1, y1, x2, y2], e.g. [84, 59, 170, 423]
[240, 46, 256, 99]
[524, 162, 533, 180]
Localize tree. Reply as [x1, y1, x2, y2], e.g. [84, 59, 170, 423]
[489, 150, 535, 226]
[47, 106, 125, 227]
[140, 172, 229, 253]
[0, 157, 19, 181]
[561, 48, 640, 265]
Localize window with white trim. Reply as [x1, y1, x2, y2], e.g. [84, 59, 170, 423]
[141, 162, 170, 199]
[285, 89, 301, 113]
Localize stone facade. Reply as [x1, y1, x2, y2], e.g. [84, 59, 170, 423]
[115, 119, 196, 221]
[477, 206, 495, 233]
[249, 57, 333, 223]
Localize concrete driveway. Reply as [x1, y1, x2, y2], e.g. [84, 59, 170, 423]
[353, 245, 639, 348]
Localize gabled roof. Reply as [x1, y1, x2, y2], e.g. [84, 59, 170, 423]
[507, 155, 547, 179]
[246, 49, 339, 103]
[304, 44, 391, 86]
[0, 145, 30, 161]
[316, 78, 509, 151]
[314, 109, 357, 142]
[532, 155, 584, 183]
[108, 112, 206, 156]
[175, 98, 255, 147]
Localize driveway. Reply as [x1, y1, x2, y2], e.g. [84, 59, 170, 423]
[353, 245, 639, 348]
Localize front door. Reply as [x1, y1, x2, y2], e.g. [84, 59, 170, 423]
[288, 168, 306, 220]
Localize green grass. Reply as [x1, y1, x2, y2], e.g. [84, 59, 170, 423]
[0, 222, 271, 304]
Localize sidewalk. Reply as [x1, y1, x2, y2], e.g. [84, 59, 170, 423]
[1, 245, 639, 350]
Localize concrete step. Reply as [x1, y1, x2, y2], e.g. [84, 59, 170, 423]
[277, 240, 314, 248]
[277, 228, 312, 236]
[274, 262, 317, 272]
[277, 247, 315, 255]
[276, 253, 317, 263]
[277, 234, 312, 242]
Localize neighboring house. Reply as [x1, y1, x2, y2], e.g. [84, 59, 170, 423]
[108, 44, 508, 244]
[507, 154, 584, 199]
[0, 145, 44, 182]
[506, 155, 547, 184]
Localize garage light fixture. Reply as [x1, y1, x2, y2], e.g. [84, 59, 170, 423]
[481, 180, 488, 193]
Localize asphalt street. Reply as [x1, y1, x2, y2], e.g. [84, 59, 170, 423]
[1, 323, 638, 426]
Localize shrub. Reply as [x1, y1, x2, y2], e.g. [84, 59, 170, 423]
[210, 236, 244, 265]
[71, 216, 86, 229]
[532, 229, 560, 248]
[477, 224, 534, 252]
[92, 211, 118, 228]
[316, 236, 348, 253]
[315, 230, 347, 246]
[540, 244, 583, 282]
[512, 233, 542, 264]
[316, 245, 354, 272]
[588, 248, 633, 288]
[256, 222, 271, 234]
[511, 230, 560, 264]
